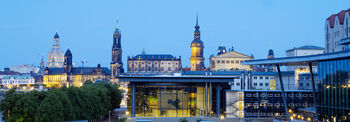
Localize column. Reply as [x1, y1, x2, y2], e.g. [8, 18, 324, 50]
[216, 83, 221, 117]
[132, 83, 135, 117]
[205, 82, 208, 116]
[276, 64, 290, 121]
[309, 63, 319, 122]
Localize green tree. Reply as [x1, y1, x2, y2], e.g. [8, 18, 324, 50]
[0, 81, 123, 121]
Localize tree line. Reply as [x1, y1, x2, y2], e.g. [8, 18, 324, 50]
[0, 81, 123, 122]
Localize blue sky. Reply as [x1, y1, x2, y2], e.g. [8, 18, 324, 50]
[0, 0, 349, 70]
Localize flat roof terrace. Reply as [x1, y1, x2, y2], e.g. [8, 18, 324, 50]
[242, 50, 350, 66]
[116, 75, 239, 83]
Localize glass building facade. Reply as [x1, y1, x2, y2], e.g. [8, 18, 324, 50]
[318, 59, 350, 121]
[127, 82, 226, 117]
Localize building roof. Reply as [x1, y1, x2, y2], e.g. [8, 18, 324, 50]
[65, 49, 72, 56]
[286, 45, 325, 52]
[128, 54, 180, 60]
[117, 75, 238, 83]
[47, 67, 110, 75]
[226, 89, 313, 92]
[242, 50, 350, 66]
[0, 70, 21, 75]
[182, 71, 294, 76]
[3, 74, 33, 79]
[54, 32, 59, 38]
[327, 8, 350, 28]
[337, 37, 350, 45]
[211, 50, 252, 59]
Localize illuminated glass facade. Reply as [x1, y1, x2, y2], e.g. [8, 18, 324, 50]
[126, 82, 228, 117]
[317, 59, 350, 121]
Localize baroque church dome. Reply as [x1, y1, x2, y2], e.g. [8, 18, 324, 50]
[47, 32, 64, 68]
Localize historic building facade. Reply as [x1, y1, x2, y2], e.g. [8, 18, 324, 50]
[325, 8, 350, 53]
[47, 32, 64, 68]
[43, 49, 110, 87]
[1, 74, 35, 88]
[127, 52, 181, 74]
[209, 46, 253, 71]
[111, 19, 124, 78]
[190, 14, 205, 71]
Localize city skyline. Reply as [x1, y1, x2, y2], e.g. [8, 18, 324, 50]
[1, 0, 350, 69]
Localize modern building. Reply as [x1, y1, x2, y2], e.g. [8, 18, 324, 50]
[285, 45, 325, 89]
[1, 74, 35, 88]
[47, 32, 64, 68]
[225, 90, 315, 121]
[182, 71, 294, 90]
[190, 13, 205, 71]
[111, 19, 124, 78]
[325, 8, 350, 53]
[9, 64, 39, 74]
[242, 39, 350, 121]
[286, 45, 325, 71]
[43, 49, 110, 87]
[209, 46, 253, 71]
[127, 52, 181, 74]
[297, 73, 320, 90]
[117, 75, 234, 118]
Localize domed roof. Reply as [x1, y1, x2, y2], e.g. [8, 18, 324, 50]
[54, 32, 59, 39]
[65, 49, 72, 56]
[191, 39, 204, 47]
[47, 48, 64, 68]
[268, 49, 274, 56]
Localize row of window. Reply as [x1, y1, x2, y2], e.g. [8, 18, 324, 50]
[129, 62, 179, 65]
[130, 67, 180, 72]
[253, 76, 274, 80]
[216, 60, 243, 64]
[246, 93, 313, 97]
[244, 112, 314, 116]
[253, 83, 269, 87]
[245, 103, 313, 108]
[2, 81, 34, 84]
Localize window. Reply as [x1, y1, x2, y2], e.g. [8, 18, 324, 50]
[254, 77, 257, 79]
[259, 77, 263, 79]
[221, 60, 225, 63]
[253, 83, 257, 86]
[236, 60, 239, 63]
[231, 60, 234, 63]
[226, 60, 230, 63]
[236, 83, 240, 86]
[265, 83, 269, 86]
[216, 60, 220, 63]
[259, 83, 263, 86]
[265, 77, 269, 79]
[306, 83, 309, 86]
[300, 83, 303, 86]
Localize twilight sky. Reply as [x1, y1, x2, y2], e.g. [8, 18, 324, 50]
[0, 0, 349, 70]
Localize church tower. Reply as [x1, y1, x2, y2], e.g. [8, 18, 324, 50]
[47, 32, 64, 68]
[190, 13, 205, 71]
[111, 18, 124, 78]
[63, 49, 73, 74]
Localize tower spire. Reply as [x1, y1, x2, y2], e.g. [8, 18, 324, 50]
[196, 11, 198, 26]
[116, 16, 119, 29]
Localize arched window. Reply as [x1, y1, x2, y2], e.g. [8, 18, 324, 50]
[168, 67, 171, 71]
